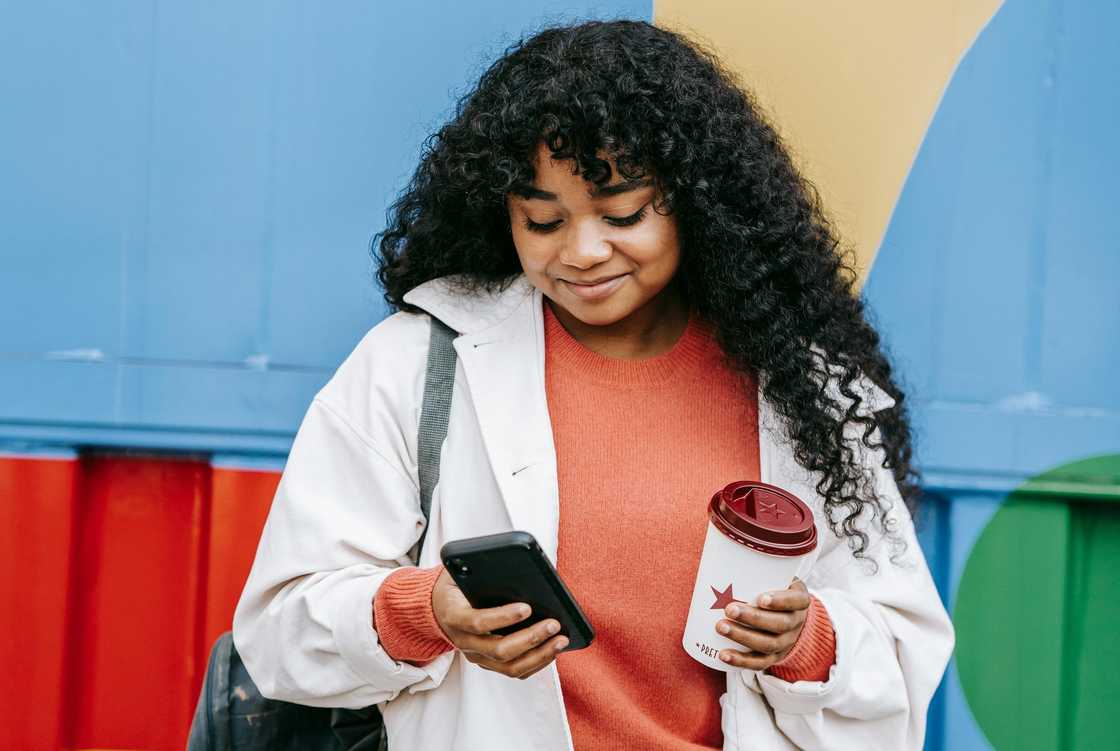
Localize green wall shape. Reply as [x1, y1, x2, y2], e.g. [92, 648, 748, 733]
[955, 454, 1120, 750]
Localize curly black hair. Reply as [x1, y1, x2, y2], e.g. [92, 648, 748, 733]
[375, 19, 921, 563]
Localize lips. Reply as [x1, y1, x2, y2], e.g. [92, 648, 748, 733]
[566, 274, 625, 286]
[561, 273, 628, 300]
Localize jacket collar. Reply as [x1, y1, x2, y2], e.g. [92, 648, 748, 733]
[402, 273, 536, 336]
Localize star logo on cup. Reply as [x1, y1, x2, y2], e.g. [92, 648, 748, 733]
[758, 499, 785, 518]
[710, 583, 748, 610]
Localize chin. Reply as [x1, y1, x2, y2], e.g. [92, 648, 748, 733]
[568, 310, 622, 327]
[559, 298, 636, 327]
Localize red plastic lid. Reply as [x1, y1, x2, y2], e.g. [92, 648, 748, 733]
[707, 480, 817, 556]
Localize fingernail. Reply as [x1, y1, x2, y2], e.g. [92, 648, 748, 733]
[760, 594, 772, 607]
[546, 621, 560, 635]
[717, 622, 730, 635]
[720, 651, 731, 662]
[726, 605, 740, 618]
[554, 637, 569, 651]
[518, 605, 531, 618]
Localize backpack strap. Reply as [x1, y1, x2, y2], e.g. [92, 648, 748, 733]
[414, 315, 458, 563]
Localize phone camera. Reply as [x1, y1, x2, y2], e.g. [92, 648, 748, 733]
[450, 558, 470, 576]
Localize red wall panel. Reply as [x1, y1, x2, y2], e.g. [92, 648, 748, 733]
[0, 452, 281, 750]
[200, 467, 279, 677]
[65, 454, 210, 749]
[0, 454, 78, 750]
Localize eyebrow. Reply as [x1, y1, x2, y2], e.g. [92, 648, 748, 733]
[510, 176, 654, 201]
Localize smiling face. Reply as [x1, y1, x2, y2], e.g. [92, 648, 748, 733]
[506, 143, 685, 337]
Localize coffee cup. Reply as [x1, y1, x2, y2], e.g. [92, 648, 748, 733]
[682, 480, 818, 673]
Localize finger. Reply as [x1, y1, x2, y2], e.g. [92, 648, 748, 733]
[444, 601, 532, 635]
[454, 617, 558, 661]
[468, 634, 568, 678]
[723, 602, 803, 634]
[506, 634, 569, 679]
[757, 580, 811, 612]
[455, 631, 506, 657]
[718, 647, 780, 671]
[481, 618, 563, 662]
[716, 618, 799, 655]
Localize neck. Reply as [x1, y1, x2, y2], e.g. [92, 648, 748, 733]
[545, 278, 692, 359]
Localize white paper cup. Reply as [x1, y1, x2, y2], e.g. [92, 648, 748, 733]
[682, 481, 818, 673]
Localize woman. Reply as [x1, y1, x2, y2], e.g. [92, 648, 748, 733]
[233, 19, 954, 751]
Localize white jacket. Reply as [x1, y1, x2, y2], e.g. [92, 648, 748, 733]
[233, 273, 954, 751]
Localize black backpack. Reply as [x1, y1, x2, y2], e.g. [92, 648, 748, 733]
[187, 316, 458, 751]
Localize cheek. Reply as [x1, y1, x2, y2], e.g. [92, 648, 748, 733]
[629, 223, 681, 276]
[510, 232, 556, 282]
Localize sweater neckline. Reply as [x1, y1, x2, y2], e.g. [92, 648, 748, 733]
[542, 297, 717, 388]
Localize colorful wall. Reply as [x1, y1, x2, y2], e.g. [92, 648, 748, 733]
[2, 1, 1116, 748]
[864, 1, 1120, 747]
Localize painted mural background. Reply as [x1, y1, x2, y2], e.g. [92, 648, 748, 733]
[1, 1, 1116, 748]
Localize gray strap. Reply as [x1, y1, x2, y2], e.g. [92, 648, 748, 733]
[414, 315, 457, 563]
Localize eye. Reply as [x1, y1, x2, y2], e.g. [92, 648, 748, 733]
[521, 204, 649, 234]
[523, 217, 562, 234]
[605, 204, 648, 227]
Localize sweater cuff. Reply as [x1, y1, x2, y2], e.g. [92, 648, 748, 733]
[372, 564, 455, 666]
[766, 594, 836, 683]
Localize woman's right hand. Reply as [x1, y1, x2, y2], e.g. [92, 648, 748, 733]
[431, 566, 568, 680]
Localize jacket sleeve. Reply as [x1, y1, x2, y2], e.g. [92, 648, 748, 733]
[749, 384, 955, 750]
[231, 395, 456, 709]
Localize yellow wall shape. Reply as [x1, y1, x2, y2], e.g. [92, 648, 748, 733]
[653, 0, 1003, 288]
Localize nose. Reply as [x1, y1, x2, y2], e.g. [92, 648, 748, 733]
[558, 218, 612, 269]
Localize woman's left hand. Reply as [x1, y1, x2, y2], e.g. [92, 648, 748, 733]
[714, 578, 811, 670]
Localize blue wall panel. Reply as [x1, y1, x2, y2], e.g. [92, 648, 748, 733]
[1037, 1, 1120, 410]
[0, 1, 650, 453]
[868, 1, 1120, 747]
[867, 0, 1120, 485]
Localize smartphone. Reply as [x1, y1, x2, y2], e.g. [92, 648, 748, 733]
[440, 530, 595, 652]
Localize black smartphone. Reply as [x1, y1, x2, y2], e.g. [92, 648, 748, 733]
[440, 530, 595, 652]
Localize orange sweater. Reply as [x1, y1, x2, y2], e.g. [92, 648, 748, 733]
[372, 299, 835, 749]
